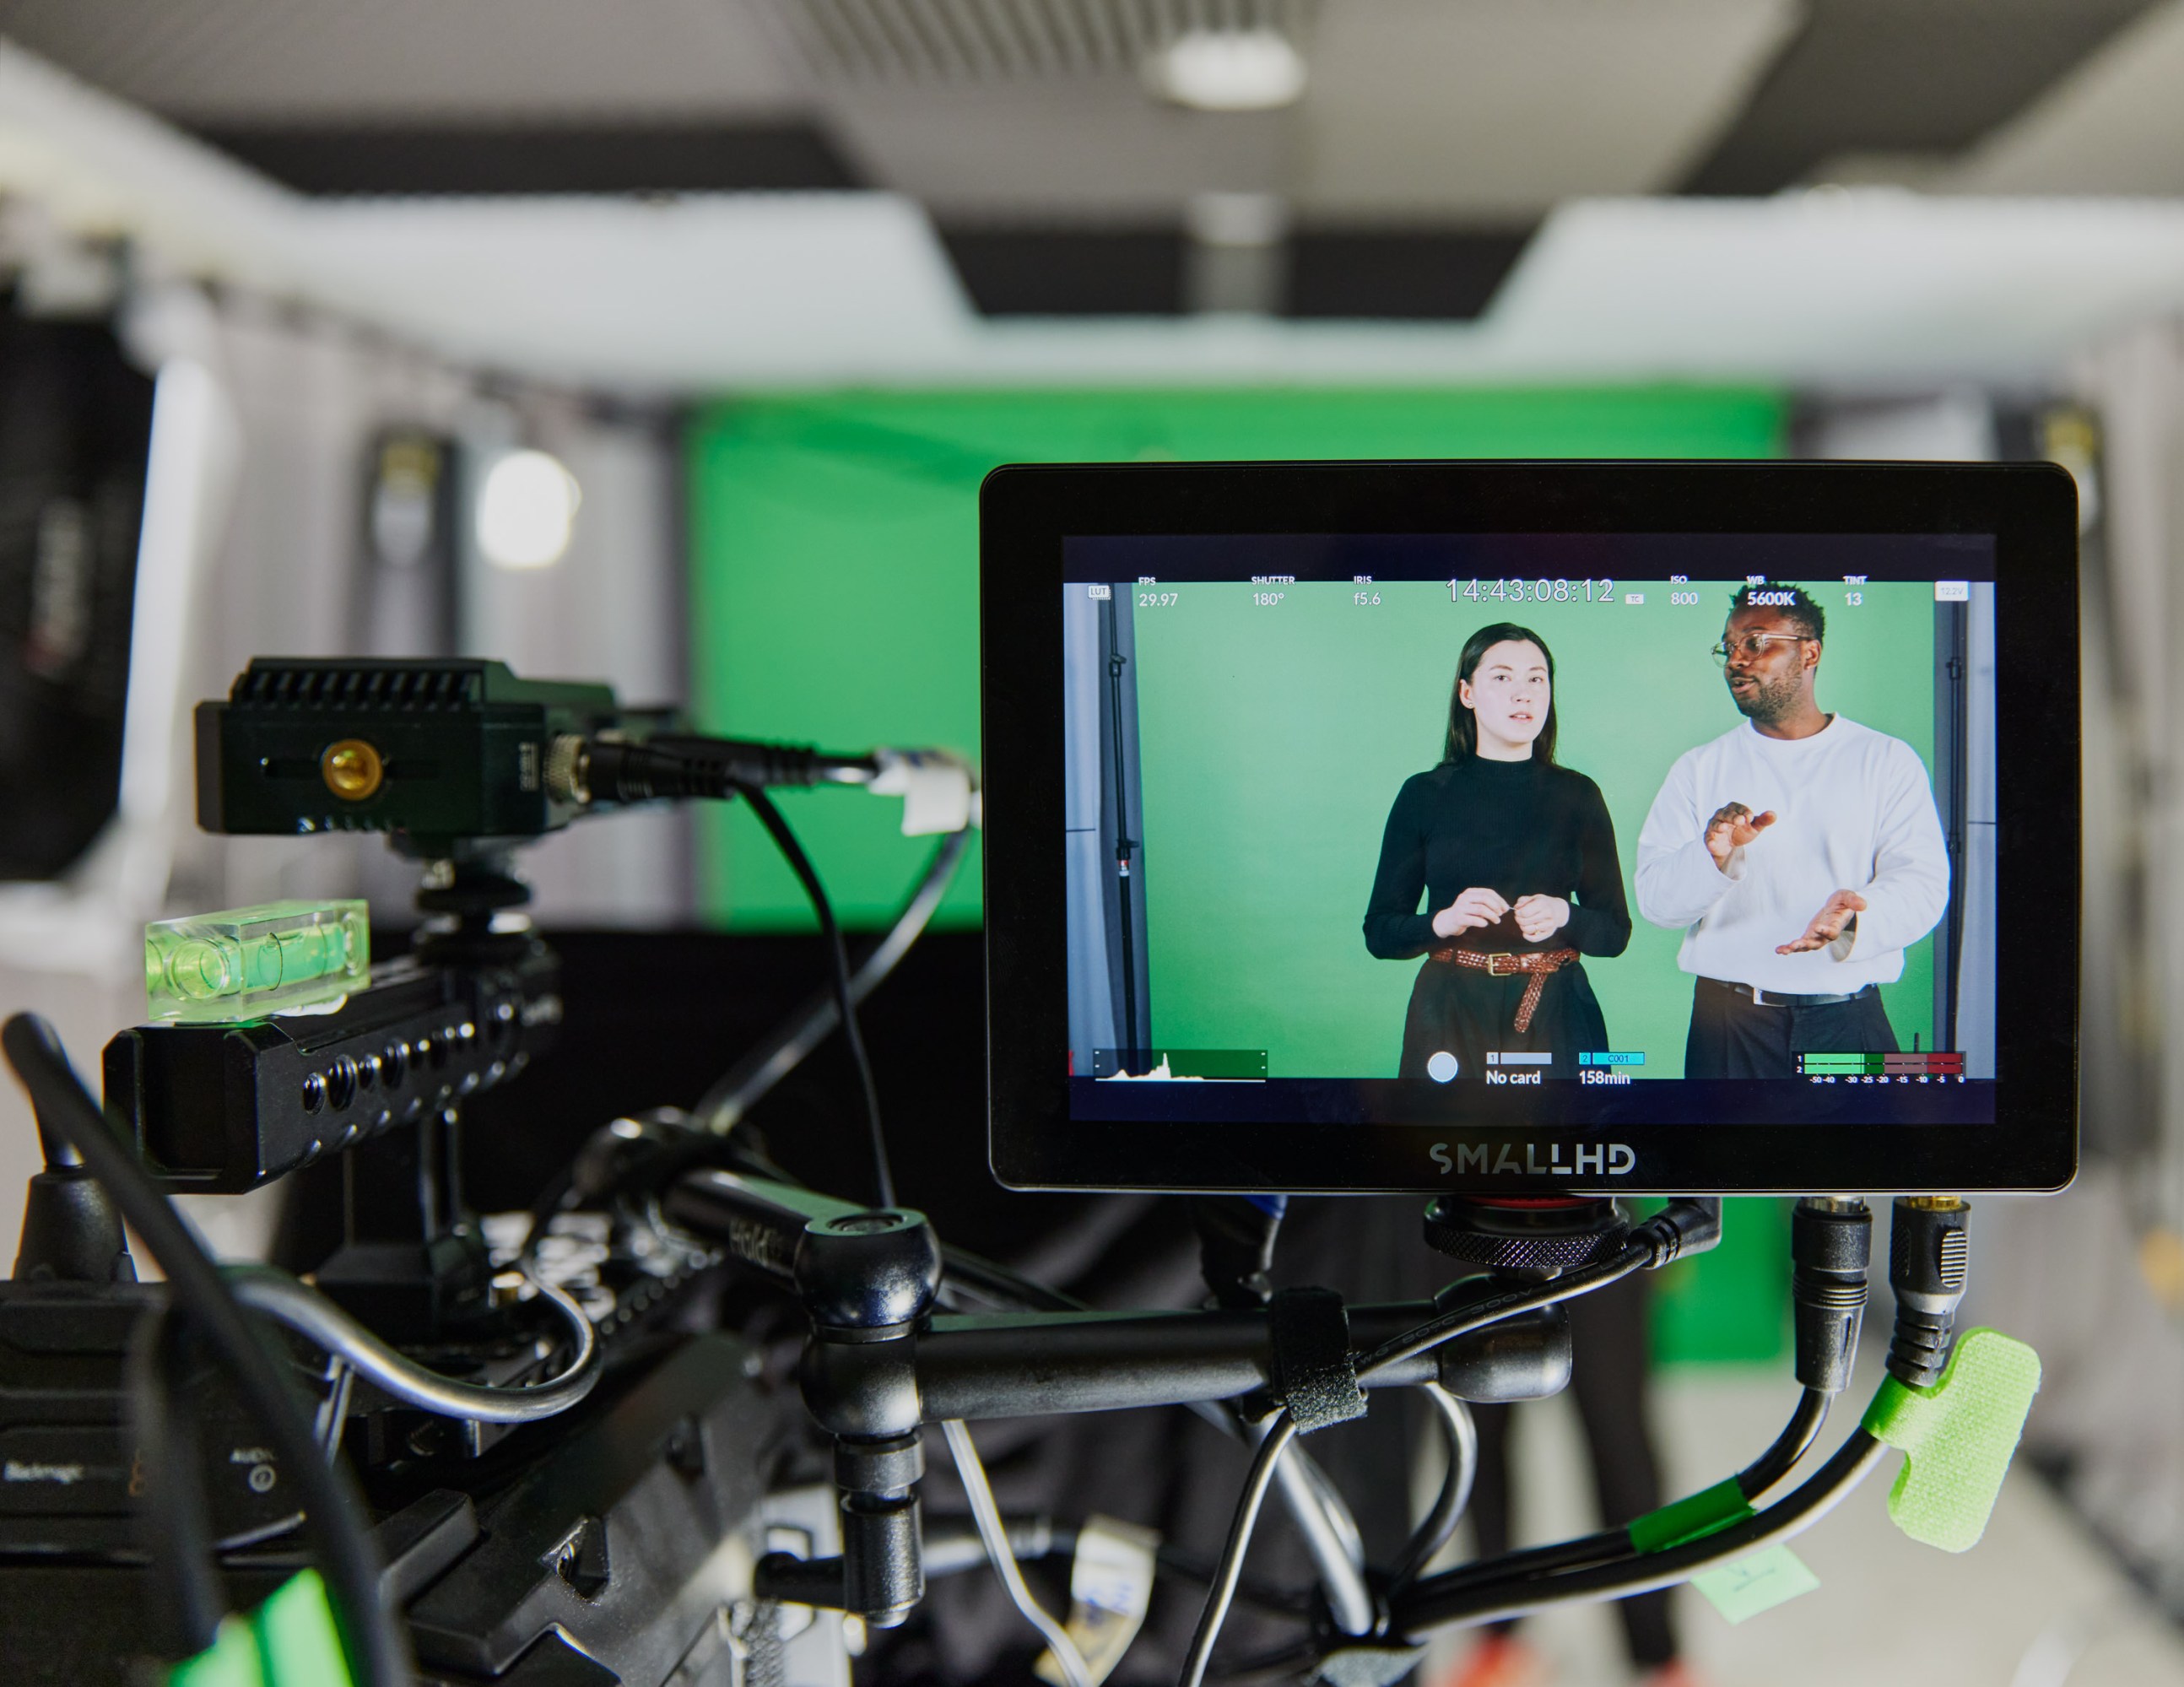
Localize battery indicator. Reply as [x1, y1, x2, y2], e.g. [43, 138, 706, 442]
[145, 899, 370, 1023]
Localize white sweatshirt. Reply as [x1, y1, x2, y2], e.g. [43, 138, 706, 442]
[1634, 716, 1950, 995]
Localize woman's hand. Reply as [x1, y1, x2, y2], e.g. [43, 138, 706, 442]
[1433, 886, 1510, 938]
[1512, 894, 1570, 943]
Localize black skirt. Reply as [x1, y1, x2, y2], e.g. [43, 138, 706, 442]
[1396, 954, 1609, 1081]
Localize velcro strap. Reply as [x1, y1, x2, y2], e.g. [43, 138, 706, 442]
[1862, 1327, 2041, 1553]
[1268, 1287, 1366, 1433]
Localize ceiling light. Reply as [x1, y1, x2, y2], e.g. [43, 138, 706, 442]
[476, 449, 579, 570]
[1149, 29, 1306, 113]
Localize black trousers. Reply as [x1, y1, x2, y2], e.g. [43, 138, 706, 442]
[1683, 978, 1897, 1079]
[1468, 1272, 1676, 1669]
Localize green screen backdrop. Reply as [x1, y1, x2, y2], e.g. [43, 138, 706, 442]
[1132, 579, 1938, 1079]
[685, 386, 1786, 930]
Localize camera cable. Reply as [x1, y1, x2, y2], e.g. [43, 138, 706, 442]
[127, 1301, 226, 1655]
[730, 781, 895, 1209]
[695, 824, 971, 1135]
[223, 1263, 600, 1424]
[942, 1419, 1095, 1687]
[1387, 1382, 1479, 1590]
[570, 734, 979, 1204]
[922, 1518, 1312, 1618]
[928, 1226, 1376, 1640]
[1387, 1428, 1888, 1636]
[1734, 1387, 1830, 1499]
[1179, 1239, 1656, 1687]
[1387, 1198, 1919, 1641]
[1385, 1379, 1842, 1614]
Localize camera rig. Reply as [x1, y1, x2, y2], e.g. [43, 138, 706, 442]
[0, 657, 2037, 1687]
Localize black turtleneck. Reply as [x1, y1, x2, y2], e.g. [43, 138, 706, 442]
[1362, 756, 1631, 961]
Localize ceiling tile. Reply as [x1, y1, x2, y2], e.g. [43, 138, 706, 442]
[819, 80, 1289, 218]
[0, 0, 805, 120]
[1945, 0, 2184, 194]
[1684, 0, 2158, 194]
[291, 193, 977, 388]
[1292, 0, 1803, 218]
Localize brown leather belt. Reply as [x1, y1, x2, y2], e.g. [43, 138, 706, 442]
[1427, 946, 1579, 1034]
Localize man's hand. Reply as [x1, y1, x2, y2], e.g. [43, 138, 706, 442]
[1512, 894, 1570, 943]
[1777, 889, 1868, 954]
[1704, 801, 1776, 871]
[1433, 886, 1510, 938]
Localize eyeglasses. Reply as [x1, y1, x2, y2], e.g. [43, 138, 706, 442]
[1711, 632, 1811, 665]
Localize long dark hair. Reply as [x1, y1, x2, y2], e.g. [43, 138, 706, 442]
[1442, 622, 1558, 765]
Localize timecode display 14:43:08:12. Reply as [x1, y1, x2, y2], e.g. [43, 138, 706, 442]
[1457, 578, 1617, 604]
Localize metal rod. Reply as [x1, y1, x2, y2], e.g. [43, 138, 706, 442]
[911, 1305, 1439, 1422]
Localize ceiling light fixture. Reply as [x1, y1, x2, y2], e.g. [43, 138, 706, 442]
[476, 449, 580, 570]
[1149, 28, 1307, 113]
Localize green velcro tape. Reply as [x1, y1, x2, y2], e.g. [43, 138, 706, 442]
[1628, 1475, 1754, 1555]
[1689, 1544, 1821, 1625]
[254, 1570, 350, 1685]
[1860, 1326, 2042, 1553]
[168, 1571, 351, 1687]
[168, 1617, 265, 1687]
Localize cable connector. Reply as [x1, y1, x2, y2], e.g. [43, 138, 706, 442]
[549, 734, 976, 837]
[563, 734, 870, 806]
[1886, 1197, 1970, 1388]
[1792, 1198, 1870, 1395]
[1636, 1198, 1722, 1268]
[868, 749, 976, 836]
[14, 1092, 134, 1284]
[1190, 1195, 1285, 1310]
[544, 733, 589, 805]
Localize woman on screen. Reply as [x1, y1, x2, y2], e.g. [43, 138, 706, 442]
[1362, 622, 1630, 1079]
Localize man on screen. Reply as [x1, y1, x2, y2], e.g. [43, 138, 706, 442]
[1635, 581, 1949, 1079]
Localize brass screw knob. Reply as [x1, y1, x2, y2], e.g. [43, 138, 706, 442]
[321, 739, 385, 802]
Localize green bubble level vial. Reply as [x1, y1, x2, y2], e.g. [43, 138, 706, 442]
[144, 900, 370, 1023]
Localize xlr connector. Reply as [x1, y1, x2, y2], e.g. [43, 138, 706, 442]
[1886, 1196, 1970, 1388]
[1792, 1197, 1871, 1395]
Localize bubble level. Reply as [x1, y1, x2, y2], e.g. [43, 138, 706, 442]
[145, 899, 370, 1023]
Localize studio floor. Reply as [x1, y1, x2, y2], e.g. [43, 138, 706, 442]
[1421, 1361, 2184, 1687]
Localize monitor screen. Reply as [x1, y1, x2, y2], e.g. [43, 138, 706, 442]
[984, 465, 2077, 1192]
[1069, 540, 1991, 1134]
